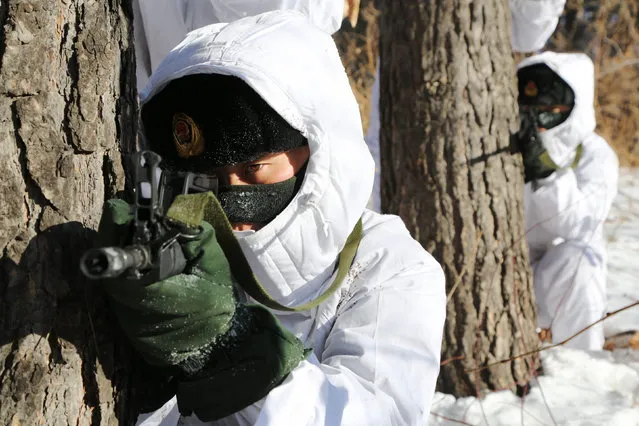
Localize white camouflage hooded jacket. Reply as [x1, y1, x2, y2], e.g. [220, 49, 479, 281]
[133, 0, 347, 90]
[518, 52, 619, 258]
[137, 10, 446, 426]
[510, 0, 567, 52]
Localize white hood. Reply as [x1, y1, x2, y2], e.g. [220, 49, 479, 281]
[517, 52, 597, 168]
[140, 11, 374, 307]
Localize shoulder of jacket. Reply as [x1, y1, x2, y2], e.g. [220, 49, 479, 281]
[580, 132, 619, 167]
[353, 210, 443, 281]
[332, 211, 445, 315]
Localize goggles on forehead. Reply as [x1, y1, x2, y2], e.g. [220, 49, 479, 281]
[520, 104, 572, 130]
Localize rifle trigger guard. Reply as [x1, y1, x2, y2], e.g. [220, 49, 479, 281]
[178, 225, 204, 242]
[163, 217, 204, 241]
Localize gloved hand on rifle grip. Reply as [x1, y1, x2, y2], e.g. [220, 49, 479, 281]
[515, 109, 558, 183]
[96, 198, 309, 421]
[96, 198, 236, 368]
[176, 304, 310, 421]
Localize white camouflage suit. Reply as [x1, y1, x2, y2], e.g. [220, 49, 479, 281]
[136, 11, 446, 426]
[518, 52, 619, 350]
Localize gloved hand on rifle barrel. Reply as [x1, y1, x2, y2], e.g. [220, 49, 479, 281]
[96, 199, 308, 421]
[513, 108, 559, 183]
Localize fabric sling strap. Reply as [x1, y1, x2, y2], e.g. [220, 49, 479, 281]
[539, 143, 584, 171]
[166, 191, 363, 312]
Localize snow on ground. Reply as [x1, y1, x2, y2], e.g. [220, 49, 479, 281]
[431, 348, 639, 426]
[430, 168, 639, 426]
[604, 168, 639, 336]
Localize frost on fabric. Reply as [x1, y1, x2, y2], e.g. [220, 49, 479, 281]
[345, 261, 365, 287]
[335, 260, 366, 314]
[171, 273, 201, 289]
[172, 306, 252, 375]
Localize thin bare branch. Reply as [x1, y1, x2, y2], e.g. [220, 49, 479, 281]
[466, 301, 639, 374]
[430, 411, 476, 426]
[597, 59, 639, 78]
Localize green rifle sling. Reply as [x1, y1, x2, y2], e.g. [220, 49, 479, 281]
[539, 143, 584, 171]
[166, 192, 362, 312]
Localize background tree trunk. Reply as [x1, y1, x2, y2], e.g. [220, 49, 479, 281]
[379, 0, 540, 396]
[0, 0, 146, 423]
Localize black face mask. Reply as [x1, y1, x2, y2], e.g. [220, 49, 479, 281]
[216, 176, 298, 225]
[218, 162, 307, 225]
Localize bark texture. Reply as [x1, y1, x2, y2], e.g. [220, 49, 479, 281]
[379, 0, 540, 396]
[0, 0, 142, 423]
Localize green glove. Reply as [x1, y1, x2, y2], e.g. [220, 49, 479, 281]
[514, 113, 557, 183]
[98, 199, 308, 420]
[176, 304, 309, 421]
[97, 199, 236, 367]
[520, 134, 557, 183]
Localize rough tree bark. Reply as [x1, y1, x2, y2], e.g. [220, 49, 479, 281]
[379, 0, 540, 396]
[0, 0, 145, 423]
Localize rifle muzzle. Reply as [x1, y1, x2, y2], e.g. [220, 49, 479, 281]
[80, 246, 152, 280]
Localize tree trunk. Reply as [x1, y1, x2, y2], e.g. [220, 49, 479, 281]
[379, 0, 540, 396]
[0, 0, 143, 423]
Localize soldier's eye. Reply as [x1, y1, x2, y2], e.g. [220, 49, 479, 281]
[245, 164, 263, 175]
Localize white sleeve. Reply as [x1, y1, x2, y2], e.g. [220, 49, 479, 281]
[134, 0, 345, 91]
[137, 0, 189, 80]
[527, 138, 618, 241]
[365, 63, 380, 151]
[135, 259, 446, 426]
[254, 262, 446, 426]
[365, 63, 381, 212]
[509, 0, 566, 52]
[184, 0, 345, 35]
[133, 0, 152, 91]
[135, 397, 180, 426]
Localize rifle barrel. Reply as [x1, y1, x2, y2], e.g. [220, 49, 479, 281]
[80, 246, 151, 279]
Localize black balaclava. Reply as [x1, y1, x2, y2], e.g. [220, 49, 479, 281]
[141, 74, 308, 224]
[517, 63, 575, 130]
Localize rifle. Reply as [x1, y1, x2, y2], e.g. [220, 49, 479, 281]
[80, 150, 218, 281]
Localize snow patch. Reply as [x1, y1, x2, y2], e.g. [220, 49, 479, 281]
[431, 168, 639, 426]
[604, 168, 639, 336]
[431, 348, 639, 425]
